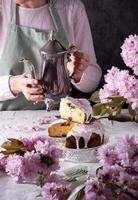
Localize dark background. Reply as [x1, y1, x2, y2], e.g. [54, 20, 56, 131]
[72, 0, 138, 98]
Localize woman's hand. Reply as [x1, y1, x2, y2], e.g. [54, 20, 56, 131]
[9, 74, 45, 102]
[67, 48, 90, 83]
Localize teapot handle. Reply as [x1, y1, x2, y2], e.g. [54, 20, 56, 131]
[20, 58, 37, 79]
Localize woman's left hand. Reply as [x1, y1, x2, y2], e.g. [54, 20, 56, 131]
[67, 49, 90, 83]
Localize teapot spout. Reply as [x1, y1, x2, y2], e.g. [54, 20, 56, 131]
[44, 98, 55, 111]
[20, 58, 37, 79]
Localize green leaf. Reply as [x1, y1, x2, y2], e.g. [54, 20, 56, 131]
[63, 166, 88, 182]
[67, 184, 85, 200]
[0, 138, 26, 156]
[92, 103, 106, 116]
[114, 106, 123, 116]
[64, 166, 88, 177]
[108, 96, 125, 107]
[89, 91, 100, 103]
[105, 107, 114, 115]
[108, 95, 125, 101]
[100, 106, 109, 116]
[1, 149, 24, 155]
[1, 138, 25, 150]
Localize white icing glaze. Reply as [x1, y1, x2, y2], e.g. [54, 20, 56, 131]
[67, 120, 105, 149]
[64, 97, 92, 122]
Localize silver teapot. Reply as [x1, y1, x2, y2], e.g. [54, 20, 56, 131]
[21, 31, 74, 110]
[39, 31, 71, 97]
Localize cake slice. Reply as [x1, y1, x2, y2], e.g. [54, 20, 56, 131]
[59, 97, 92, 123]
[48, 119, 76, 137]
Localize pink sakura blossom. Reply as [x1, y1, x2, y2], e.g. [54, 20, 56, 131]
[6, 152, 40, 183]
[38, 116, 57, 125]
[121, 34, 138, 76]
[97, 145, 117, 166]
[84, 178, 112, 200]
[42, 182, 70, 200]
[21, 135, 47, 151]
[115, 135, 138, 168]
[34, 139, 61, 173]
[99, 66, 138, 112]
[4, 136, 60, 184]
[91, 135, 138, 200]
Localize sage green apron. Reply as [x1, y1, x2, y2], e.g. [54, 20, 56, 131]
[0, 0, 68, 110]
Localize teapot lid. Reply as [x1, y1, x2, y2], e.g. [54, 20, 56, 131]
[40, 31, 67, 55]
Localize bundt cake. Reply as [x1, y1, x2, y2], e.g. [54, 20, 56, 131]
[59, 97, 92, 123]
[65, 120, 104, 149]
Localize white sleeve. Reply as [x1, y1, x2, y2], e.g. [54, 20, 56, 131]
[71, 1, 102, 93]
[0, 76, 16, 101]
[0, 1, 17, 101]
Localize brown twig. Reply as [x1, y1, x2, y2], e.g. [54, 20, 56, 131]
[108, 114, 138, 123]
[93, 114, 138, 123]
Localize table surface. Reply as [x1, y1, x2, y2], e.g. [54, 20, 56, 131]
[0, 110, 137, 200]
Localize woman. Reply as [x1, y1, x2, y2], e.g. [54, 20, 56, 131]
[0, 0, 101, 110]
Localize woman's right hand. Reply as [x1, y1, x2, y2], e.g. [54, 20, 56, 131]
[9, 74, 45, 102]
